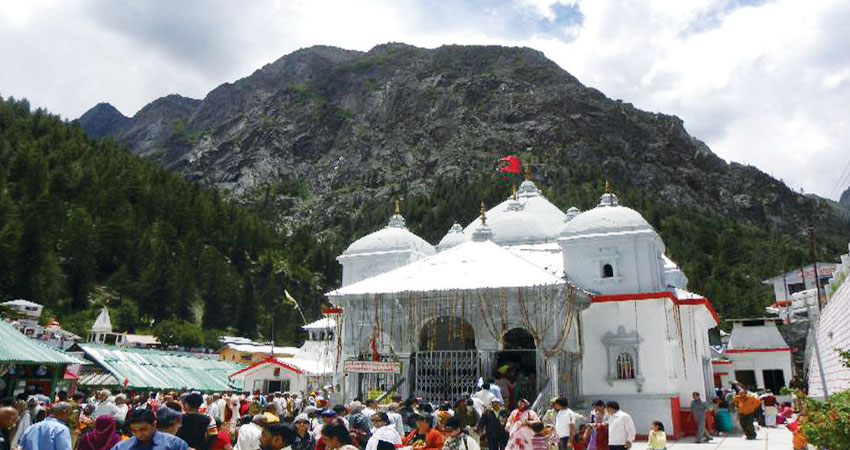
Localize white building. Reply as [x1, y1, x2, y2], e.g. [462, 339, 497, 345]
[326, 177, 718, 438]
[720, 318, 792, 393]
[762, 264, 839, 303]
[229, 317, 337, 393]
[1, 299, 43, 323]
[764, 288, 820, 323]
[808, 242, 850, 398]
[87, 307, 160, 347]
[2, 299, 80, 350]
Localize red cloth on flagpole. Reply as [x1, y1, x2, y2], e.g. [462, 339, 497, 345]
[497, 155, 521, 174]
[370, 335, 379, 361]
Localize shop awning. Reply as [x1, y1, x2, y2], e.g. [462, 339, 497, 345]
[79, 344, 245, 392]
[0, 320, 84, 365]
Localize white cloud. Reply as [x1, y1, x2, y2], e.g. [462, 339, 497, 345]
[0, 0, 847, 199]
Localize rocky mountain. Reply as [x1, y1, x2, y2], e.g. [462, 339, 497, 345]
[80, 44, 844, 234]
[78, 102, 129, 138]
[78, 44, 850, 322]
[841, 186, 850, 210]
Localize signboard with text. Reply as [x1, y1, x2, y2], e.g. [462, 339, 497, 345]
[343, 360, 402, 374]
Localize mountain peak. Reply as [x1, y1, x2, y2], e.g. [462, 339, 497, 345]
[841, 186, 850, 210]
[78, 43, 848, 237]
[77, 102, 128, 138]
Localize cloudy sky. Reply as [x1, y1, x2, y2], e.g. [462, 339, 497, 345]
[1, 0, 848, 200]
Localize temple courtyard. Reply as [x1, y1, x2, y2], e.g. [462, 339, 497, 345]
[632, 427, 794, 449]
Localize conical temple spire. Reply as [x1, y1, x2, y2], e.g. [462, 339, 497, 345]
[472, 201, 494, 242]
[92, 306, 113, 333]
[524, 165, 532, 181]
[387, 197, 406, 228]
[599, 179, 619, 207]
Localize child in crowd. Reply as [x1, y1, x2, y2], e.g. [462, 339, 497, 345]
[570, 425, 592, 450]
[530, 422, 548, 450]
[648, 421, 666, 450]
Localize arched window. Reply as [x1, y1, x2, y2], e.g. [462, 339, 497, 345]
[603, 263, 614, 278]
[616, 352, 635, 379]
[602, 326, 644, 388]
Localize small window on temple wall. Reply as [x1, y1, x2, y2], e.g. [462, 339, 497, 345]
[603, 263, 614, 278]
[616, 352, 635, 379]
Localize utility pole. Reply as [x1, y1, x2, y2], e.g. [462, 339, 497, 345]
[808, 226, 823, 312]
[808, 225, 829, 397]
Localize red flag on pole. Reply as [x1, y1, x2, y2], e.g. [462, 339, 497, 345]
[497, 155, 521, 175]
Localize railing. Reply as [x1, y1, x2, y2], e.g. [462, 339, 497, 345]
[414, 350, 481, 402]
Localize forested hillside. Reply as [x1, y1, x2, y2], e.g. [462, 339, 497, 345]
[0, 96, 328, 346]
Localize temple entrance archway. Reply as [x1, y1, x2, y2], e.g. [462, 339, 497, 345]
[414, 316, 479, 401]
[419, 316, 476, 351]
[494, 328, 538, 409]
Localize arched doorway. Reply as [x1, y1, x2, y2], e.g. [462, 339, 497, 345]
[494, 328, 537, 409]
[419, 316, 476, 351]
[414, 316, 480, 402]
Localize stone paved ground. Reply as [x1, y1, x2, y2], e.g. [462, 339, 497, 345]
[630, 427, 793, 450]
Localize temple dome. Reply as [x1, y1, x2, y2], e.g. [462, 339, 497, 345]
[341, 213, 436, 258]
[462, 180, 566, 246]
[437, 223, 467, 252]
[564, 207, 581, 223]
[561, 192, 655, 238]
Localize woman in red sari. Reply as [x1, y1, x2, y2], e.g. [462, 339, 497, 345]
[504, 399, 540, 450]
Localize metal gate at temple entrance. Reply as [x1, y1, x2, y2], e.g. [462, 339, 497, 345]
[414, 350, 480, 401]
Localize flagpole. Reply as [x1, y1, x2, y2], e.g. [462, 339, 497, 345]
[286, 290, 309, 325]
[294, 303, 308, 326]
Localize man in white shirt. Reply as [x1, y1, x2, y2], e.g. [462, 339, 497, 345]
[92, 390, 119, 419]
[365, 413, 402, 450]
[552, 397, 576, 450]
[113, 394, 130, 422]
[485, 379, 504, 404]
[386, 403, 405, 436]
[605, 401, 635, 450]
[472, 384, 497, 409]
[208, 394, 226, 423]
[362, 399, 378, 419]
[234, 414, 266, 450]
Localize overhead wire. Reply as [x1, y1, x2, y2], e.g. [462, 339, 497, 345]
[828, 152, 850, 199]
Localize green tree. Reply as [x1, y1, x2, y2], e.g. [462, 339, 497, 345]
[63, 207, 97, 309]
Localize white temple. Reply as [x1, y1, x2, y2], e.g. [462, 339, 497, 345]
[326, 173, 718, 438]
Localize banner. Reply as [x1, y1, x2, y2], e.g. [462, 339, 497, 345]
[63, 363, 81, 380]
[343, 360, 401, 374]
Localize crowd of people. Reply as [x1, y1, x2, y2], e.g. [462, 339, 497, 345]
[0, 384, 638, 450]
[0, 379, 809, 450]
[715, 381, 802, 446]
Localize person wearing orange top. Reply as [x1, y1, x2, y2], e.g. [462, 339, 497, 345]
[404, 414, 445, 450]
[787, 415, 806, 450]
[732, 389, 761, 440]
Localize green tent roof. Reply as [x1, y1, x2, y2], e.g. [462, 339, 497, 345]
[0, 320, 84, 365]
[79, 343, 244, 392]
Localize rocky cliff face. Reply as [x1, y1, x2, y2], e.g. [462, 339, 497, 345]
[841, 186, 850, 210]
[78, 44, 846, 235]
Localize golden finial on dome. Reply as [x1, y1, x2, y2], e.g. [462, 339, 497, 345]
[605, 179, 612, 194]
[394, 197, 400, 215]
[480, 201, 487, 226]
[524, 165, 532, 181]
